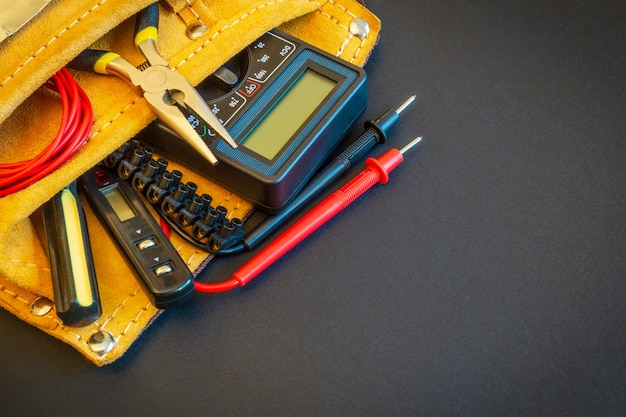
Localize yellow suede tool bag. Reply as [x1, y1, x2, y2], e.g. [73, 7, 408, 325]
[0, 0, 380, 365]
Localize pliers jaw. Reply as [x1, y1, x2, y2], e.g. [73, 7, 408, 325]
[69, 4, 237, 166]
[113, 57, 237, 165]
[144, 89, 220, 165]
[105, 48, 237, 166]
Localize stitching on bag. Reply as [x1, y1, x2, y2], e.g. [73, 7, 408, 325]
[1, 275, 152, 359]
[91, 287, 153, 359]
[0, 0, 109, 87]
[67, 295, 151, 359]
[335, 33, 367, 62]
[318, 0, 369, 63]
[96, 286, 142, 329]
[72, 288, 153, 358]
[0, 284, 63, 327]
[7, 259, 50, 273]
[185, 251, 200, 266]
[336, 34, 353, 57]
[89, 97, 143, 140]
[0, 284, 33, 306]
[326, 0, 357, 18]
[174, 0, 322, 70]
[184, 0, 202, 20]
[118, 301, 152, 341]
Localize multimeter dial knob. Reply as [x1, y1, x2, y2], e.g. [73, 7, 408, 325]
[196, 49, 251, 100]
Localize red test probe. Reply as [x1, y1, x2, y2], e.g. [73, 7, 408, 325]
[193, 136, 423, 293]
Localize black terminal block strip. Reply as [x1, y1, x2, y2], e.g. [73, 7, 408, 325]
[103, 139, 245, 254]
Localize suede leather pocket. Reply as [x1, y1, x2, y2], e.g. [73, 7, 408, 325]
[0, 0, 380, 365]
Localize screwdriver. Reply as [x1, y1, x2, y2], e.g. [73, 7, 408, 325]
[42, 182, 102, 326]
[211, 95, 416, 255]
[193, 136, 422, 293]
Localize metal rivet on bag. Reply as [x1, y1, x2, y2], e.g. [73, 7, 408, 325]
[29, 297, 53, 316]
[186, 22, 208, 40]
[88, 330, 115, 355]
[349, 18, 370, 38]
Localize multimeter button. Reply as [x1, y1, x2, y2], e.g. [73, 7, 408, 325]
[153, 263, 173, 277]
[137, 237, 157, 251]
[240, 79, 260, 97]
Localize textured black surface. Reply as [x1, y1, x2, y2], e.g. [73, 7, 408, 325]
[1, 1, 624, 416]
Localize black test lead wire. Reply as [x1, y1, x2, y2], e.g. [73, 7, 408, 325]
[211, 95, 416, 255]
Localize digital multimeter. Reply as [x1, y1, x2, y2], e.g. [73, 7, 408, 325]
[138, 29, 367, 212]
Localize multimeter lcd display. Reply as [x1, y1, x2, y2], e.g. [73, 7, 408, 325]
[241, 69, 336, 160]
[102, 186, 135, 222]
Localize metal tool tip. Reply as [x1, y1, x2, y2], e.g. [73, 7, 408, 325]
[192, 143, 219, 165]
[396, 95, 416, 114]
[399, 136, 423, 154]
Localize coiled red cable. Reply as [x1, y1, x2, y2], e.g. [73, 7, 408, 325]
[0, 68, 93, 197]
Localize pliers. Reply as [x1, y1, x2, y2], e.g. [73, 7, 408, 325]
[69, 3, 236, 165]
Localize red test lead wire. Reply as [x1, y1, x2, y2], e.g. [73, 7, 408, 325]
[193, 136, 423, 293]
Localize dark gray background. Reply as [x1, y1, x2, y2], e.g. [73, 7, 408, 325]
[1, 1, 624, 416]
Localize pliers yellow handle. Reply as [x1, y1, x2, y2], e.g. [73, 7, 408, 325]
[70, 3, 236, 165]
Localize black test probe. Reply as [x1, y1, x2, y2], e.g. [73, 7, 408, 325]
[211, 95, 416, 255]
